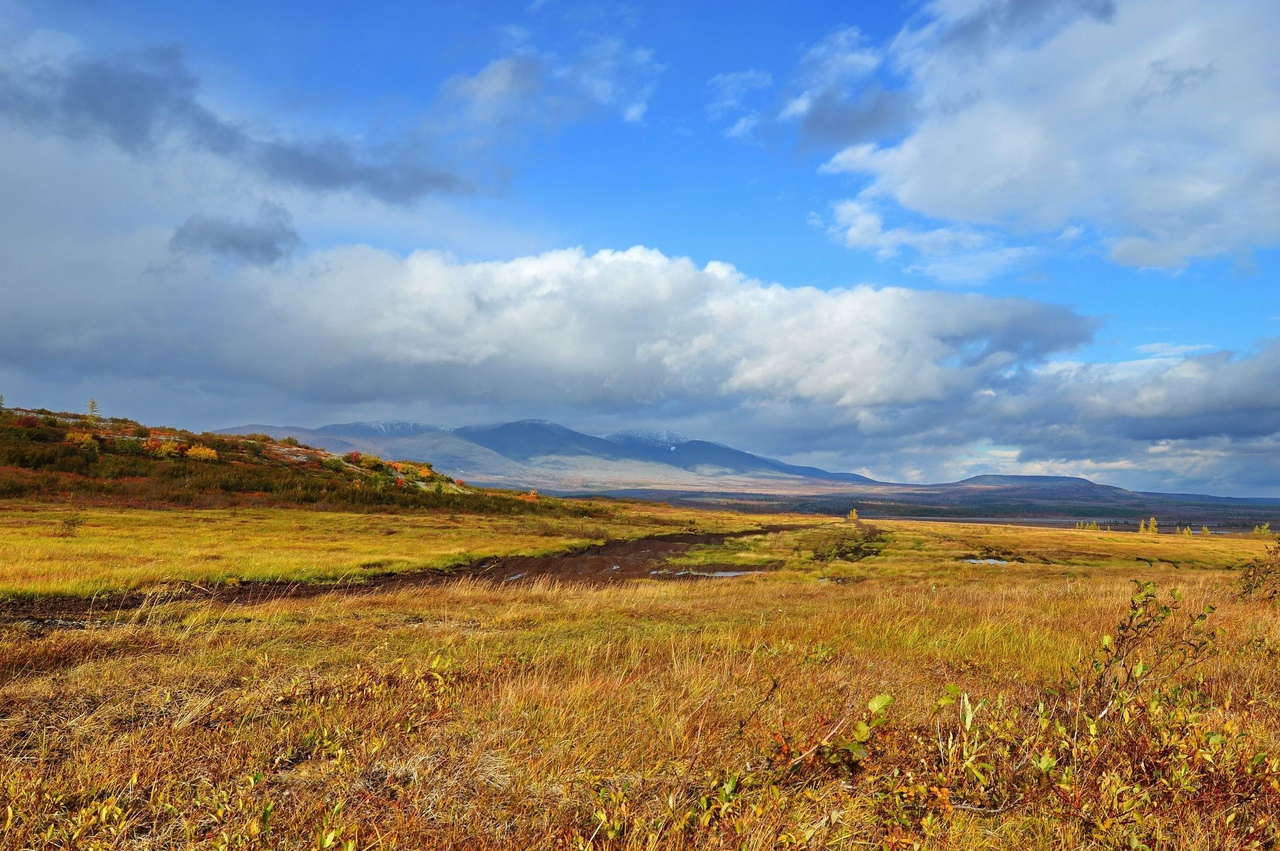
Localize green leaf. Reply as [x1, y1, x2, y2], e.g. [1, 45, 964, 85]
[836, 741, 869, 762]
[867, 693, 894, 715]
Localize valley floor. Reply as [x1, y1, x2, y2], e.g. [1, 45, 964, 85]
[2, 506, 1279, 849]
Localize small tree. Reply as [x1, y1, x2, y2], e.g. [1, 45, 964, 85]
[87, 398, 101, 425]
[1138, 519, 1147, 534]
[0, 392, 5, 410]
[1148, 517, 1159, 535]
[1201, 526, 1211, 537]
[847, 508, 859, 521]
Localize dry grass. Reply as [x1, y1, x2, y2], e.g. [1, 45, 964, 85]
[2, 512, 1278, 849]
[0, 502, 802, 599]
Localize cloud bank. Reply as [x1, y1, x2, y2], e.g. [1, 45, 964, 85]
[793, 0, 1280, 272]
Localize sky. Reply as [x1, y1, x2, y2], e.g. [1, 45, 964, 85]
[1, 0, 1280, 494]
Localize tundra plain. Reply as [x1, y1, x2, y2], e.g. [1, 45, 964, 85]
[4, 503, 1280, 850]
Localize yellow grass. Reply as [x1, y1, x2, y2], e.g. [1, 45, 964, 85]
[0, 502, 812, 598]
[2, 508, 1278, 849]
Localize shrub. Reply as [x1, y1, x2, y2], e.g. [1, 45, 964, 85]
[145, 440, 183, 459]
[64, 431, 99, 454]
[1239, 537, 1280, 600]
[186, 445, 218, 462]
[684, 581, 1272, 851]
[796, 522, 884, 562]
[113, 438, 145, 456]
[51, 515, 85, 537]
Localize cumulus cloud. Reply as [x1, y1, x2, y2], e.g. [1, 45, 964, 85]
[29, 243, 1095, 410]
[0, 156, 1097, 431]
[819, 0, 1280, 269]
[0, 46, 465, 204]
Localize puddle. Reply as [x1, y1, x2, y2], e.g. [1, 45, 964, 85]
[651, 569, 764, 578]
[964, 558, 1009, 565]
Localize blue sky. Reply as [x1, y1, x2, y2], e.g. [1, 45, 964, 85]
[2, 0, 1280, 493]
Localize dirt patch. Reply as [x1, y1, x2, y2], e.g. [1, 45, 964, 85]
[0, 526, 804, 626]
[469, 535, 782, 584]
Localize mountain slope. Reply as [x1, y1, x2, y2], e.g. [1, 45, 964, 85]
[452, 420, 632, 462]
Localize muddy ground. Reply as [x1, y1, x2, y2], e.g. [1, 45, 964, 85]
[1, 528, 794, 628]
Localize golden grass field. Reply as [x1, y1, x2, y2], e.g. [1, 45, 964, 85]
[3, 505, 1279, 849]
[0, 501, 789, 599]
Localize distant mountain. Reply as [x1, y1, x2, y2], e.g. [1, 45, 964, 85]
[218, 418, 878, 492]
[452, 420, 632, 462]
[215, 418, 1280, 522]
[317, 421, 440, 438]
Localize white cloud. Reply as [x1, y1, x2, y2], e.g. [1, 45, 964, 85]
[441, 37, 662, 133]
[828, 198, 1034, 282]
[19, 240, 1087, 413]
[706, 69, 772, 140]
[821, 0, 1280, 268]
[1135, 342, 1214, 358]
[831, 199, 985, 258]
[0, 123, 1097, 421]
[707, 69, 773, 119]
[781, 26, 881, 120]
[724, 114, 759, 141]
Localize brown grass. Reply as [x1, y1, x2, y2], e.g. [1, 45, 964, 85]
[2, 512, 1278, 849]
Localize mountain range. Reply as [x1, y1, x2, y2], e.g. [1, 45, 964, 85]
[220, 419, 1280, 523]
[221, 419, 875, 492]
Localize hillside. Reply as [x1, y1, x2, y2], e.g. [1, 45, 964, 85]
[0, 406, 593, 516]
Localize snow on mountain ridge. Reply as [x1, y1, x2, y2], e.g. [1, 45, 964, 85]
[604, 430, 694, 450]
[317, 421, 439, 437]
